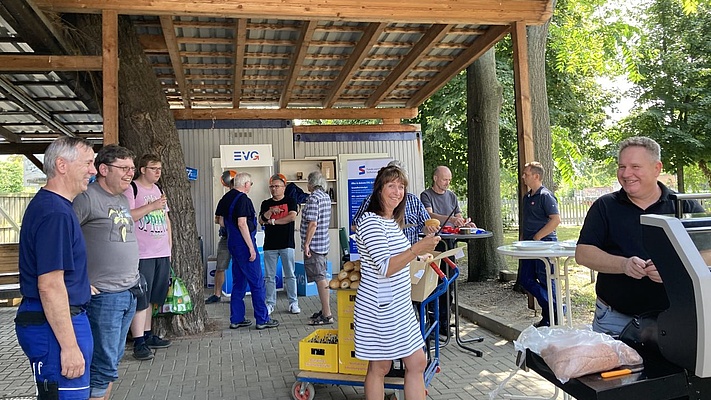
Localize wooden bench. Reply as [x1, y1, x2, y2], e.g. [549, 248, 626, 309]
[0, 243, 21, 304]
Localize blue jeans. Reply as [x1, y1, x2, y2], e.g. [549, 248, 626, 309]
[15, 298, 93, 400]
[592, 297, 634, 337]
[520, 258, 557, 323]
[263, 248, 297, 307]
[87, 290, 136, 398]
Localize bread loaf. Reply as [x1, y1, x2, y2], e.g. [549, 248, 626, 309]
[349, 271, 361, 281]
[541, 343, 619, 381]
[350, 281, 360, 290]
[338, 270, 349, 280]
[329, 279, 340, 289]
[340, 279, 351, 289]
[343, 261, 355, 272]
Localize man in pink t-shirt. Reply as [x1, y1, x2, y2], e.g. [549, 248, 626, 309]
[123, 154, 172, 360]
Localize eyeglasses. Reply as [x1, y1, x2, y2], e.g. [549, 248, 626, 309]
[106, 164, 136, 174]
[145, 166, 162, 172]
[269, 185, 285, 189]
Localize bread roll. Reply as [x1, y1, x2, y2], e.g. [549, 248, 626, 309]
[350, 281, 360, 290]
[338, 270, 349, 280]
[329, 279, 341, 289]
[349, 271, 361, 281]
[424, 218, 440, 228]
[340, 279, 351, 289]
[353, 260, 361, 272]
[343, 261, 355, 272]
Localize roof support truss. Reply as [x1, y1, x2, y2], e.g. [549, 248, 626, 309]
[160, 15, 191, 108]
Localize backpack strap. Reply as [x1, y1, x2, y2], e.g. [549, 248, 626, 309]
[130, 181, 163, 198]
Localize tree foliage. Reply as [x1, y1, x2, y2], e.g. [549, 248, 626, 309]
[622, 0, 711, 177]
[0, 156, 24, 193]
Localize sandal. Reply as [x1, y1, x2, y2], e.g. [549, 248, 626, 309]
[308, 314, 334, 325]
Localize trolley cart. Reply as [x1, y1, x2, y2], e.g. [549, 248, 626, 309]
[292, 260, 458, 400]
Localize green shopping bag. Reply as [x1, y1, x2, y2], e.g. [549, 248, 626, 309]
[154, 268, 193, 315]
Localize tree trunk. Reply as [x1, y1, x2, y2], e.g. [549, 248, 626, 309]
[66, 14, 207, 336]
[466, 49, 507, 281]
[527, 21, 555, 191]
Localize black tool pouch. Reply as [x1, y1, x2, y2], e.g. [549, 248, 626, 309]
[129, 273, 148, 299]
[619, 310, 661, 354]
[37, 380, 59, 400]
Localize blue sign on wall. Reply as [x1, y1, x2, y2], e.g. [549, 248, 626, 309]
[186, 167, 198, 181]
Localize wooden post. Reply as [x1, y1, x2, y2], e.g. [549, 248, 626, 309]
[102, 10, 119, 144]
[511, 21, 534, 243]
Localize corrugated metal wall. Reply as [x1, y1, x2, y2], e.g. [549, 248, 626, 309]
[178, 122, 425, 267]
[177, 123, 294, 262]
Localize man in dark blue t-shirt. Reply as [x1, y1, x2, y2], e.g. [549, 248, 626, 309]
[206, 170, 238, 304]
[519, 162, 561, 327]
[15, 137, 96, 399]
[225, 172, 279, 330]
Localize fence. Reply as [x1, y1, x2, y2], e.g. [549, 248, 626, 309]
[0, 194, 33, 244]
[502, 197, 592, 227]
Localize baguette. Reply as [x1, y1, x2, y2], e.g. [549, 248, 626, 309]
[541, 343, 619, 381]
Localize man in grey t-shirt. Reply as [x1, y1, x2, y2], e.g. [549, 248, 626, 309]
[73, 144, 141, 399]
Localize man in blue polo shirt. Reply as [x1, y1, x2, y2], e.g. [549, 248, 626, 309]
[520, 161, 561, 327]
[15, 137, 97, 399]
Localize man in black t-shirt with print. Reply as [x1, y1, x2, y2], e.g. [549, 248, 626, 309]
[259, 173, 300, 315]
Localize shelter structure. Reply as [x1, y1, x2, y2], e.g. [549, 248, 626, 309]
[0, 0, 550, 168]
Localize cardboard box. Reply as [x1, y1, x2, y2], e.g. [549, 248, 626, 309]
[295, 260, 333, 296]
[409, 247, 464, 302]
[336, 289, 356, 318]
[338, 342, 368, 376]
[299, 329, 339, 373]
[222, 248, 283, 295]
[206, 259, 216, 288]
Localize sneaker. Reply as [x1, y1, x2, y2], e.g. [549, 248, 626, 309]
[533, 319, 550, 328]
[133, 343, 154, 361]
[256, 319, 280, 330]
[308, 314, 334, 326]
[145, 334, 172, 349]
[266, 304, 274, 316]
[229, 319, 253, 329]
[205, 295, 221, 304]
[289, 303, 301, 314]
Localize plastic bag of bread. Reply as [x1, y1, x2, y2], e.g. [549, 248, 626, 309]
[514, 325, 643, 383]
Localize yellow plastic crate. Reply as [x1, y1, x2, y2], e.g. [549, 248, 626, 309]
[337, 289, 357, 318]
[299, 329, 339, 373]
[338, 315, 355, 344]
[338, 342, 368, 376]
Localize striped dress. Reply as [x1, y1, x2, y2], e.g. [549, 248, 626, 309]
[354, 212, 424, 360]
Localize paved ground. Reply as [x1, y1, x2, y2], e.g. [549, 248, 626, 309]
[0, 291, 559, 400]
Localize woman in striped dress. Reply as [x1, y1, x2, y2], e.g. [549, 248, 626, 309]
[354, 165, 441, 400]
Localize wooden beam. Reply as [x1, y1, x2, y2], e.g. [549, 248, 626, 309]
[511, 21, 534, 167]
[293, 123, 419, 134]
[279, 21, 317, 108]
[0, 55, 103, 71]
[34, 0, 556, 25]
[0, 126, 21, 143]
[324, 23, 386, 108]
[366, 24, 452, 107]
[173, 107, 418, 120]
[160, 15, 190, 108]
[102, 10, 119, 145]
[406, 24, 510, 108]
[232, 18, 247, 108]
[23, 153, 43, 170]
[0, 142, 102, 155]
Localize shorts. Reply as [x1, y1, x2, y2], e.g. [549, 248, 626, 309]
[138, 257, 171, 307]
[216, 237, 230, 271]
[15, 298, 93, 400]
[304, 252, 327, 282]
